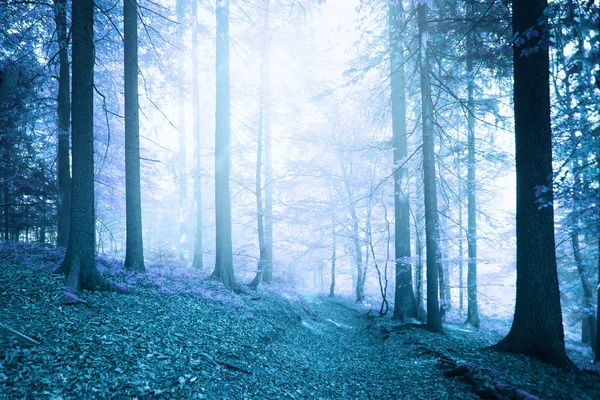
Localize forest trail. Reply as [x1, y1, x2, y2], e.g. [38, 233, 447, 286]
[258, 295, 477, 399]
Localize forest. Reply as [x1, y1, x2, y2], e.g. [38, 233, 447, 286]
[1, 0, 600, 398]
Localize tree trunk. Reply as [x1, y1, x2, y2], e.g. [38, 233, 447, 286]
[123, 0, 145, 273]
[458, 176, 464, 315]
[54, 0, 71, 248]
[353, 217, 364, 302]
[418, 3, 442, 333]
[191, 0, 204, 270]
[329, 222, 336, 297]
[249, 0, 271, 289]
[571, 225, 596, 347]
[262, 0, 273, 284]
[415, 177, 426, 321]
[491, 0, 572, 368]
[595, 233, 600, 362]
[212, 0, 235, 289]
[465, 5, 479, 326]
[177, 0, 188, 261]
[390, 0, 417, 322]
[60, 0, 116, 291]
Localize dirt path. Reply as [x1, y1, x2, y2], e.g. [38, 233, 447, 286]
[249, 295, 476, 400]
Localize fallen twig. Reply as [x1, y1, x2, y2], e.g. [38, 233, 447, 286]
[0, 322, 42, 345]
[200, 352, 253, 375]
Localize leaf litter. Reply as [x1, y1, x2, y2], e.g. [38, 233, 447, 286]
[0, 243, 599, 399]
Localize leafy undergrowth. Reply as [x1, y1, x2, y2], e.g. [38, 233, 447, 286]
[0, 243, 599, 399]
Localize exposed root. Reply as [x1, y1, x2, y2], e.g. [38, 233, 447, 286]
[440, 357, 541, 400]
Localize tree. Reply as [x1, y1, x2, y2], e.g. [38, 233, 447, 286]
[123, 0, 145, 273]
[262, 0, 274, 285]
[329, 221, 336, 297]
[249, 0, 271, 288]
[211, 0, 235, 289]
[464, 0, 479, 328]
[491, 0, 572, 368]
[389, 0, 417, 322]
[191, 0, 204, 270]
[59, 0, 118, 291]
[176, 0, 188, 261]
[418, 2, 442, 333]
[54, 0, 71, 248]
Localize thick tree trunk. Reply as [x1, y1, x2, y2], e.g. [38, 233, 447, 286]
[54, 0, 71, 248]
[212, 0, 235, 289]
[465, 7, 479, 326]
[390, 0, 417, 322]
[177, 0, 188, 261]
[60, 0, 118, 292]
[491, 0, 572, 369]
[123, 0, 145, 273]
[418, 3, 442, 333]
[191, 0, 204, 270]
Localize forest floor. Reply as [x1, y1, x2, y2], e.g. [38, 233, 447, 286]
[1, 244, 600, 399]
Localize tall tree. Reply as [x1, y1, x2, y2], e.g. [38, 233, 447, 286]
[464, 0, 479, 328]
[389, 0, 417, 321]
[491, 0, 572, 368]
[177, 0, 188, 260]
[249, 0, 271, 288]
[59, 0, 114, 291]
[191, 0, 203, 270]
[211, 0, 235, 289]
[418, 2, 442, 333]
[262, 0, 274, 284]
[123, 0, 145, 272]
[54, 0, 71, 248]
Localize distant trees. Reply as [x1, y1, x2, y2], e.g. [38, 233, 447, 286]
[123, 0, 145, 273]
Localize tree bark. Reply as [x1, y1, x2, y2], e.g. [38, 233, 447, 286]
[212, 0, 235, 289]
[465, 1, 479, 326]
[123, 0, 145, 273]
[191, 0, 204, 270]
[54, 0, 71, 248]
[390, 0, 417, 322]
[60, 0, 118, 291]
[418, 3, 442, 333]
[491, 0, 572, 368]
